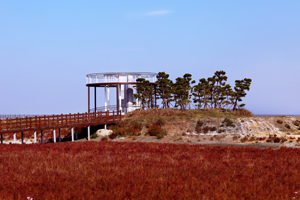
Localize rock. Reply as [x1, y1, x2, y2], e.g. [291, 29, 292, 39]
[96, 129, 113, 137]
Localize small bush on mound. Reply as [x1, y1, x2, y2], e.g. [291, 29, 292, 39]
[281, 138, 287, 143]
[222, 118, 235, 127]
[285, 124, 291, 129]
[277, 119, 283, 124]
[210, 126, 217, 132]
[101, 137, 108, 141]
[293, 120, 300, 127]
[155, 117, 166, 126]
[147, 124, 163, 138]
[109, 133, 117, 140]
[240, 137, 248, 143]
[156, 134, 163, 139]
[195, 120, 203, 133]
[273, 137, 281, 143]
[217, 129, 225, 133]
[203, 126, 210, 134]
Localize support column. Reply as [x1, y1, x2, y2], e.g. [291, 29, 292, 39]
[53, 129, 56, 143]
[107, 86, 110, 110]
[59, 128, 61, 142]
[1, 134, 3, 144]
[14, 133, 16, 144]
[94, 87, 97, 113]
[150, 84, 153, 108]
[71, 127, 74, 142]
[75, 127, 78, 140]
[116, 84, 119, 112]
[119, 84, 122, 112]
[41, 130, 43, 144]
[34, 131, 37, 143]
[21, 132, 24, 144]
[88, 86, 90, 113]
[105, 86, 107, 130]
[105, 86, 107, 111]
[87, 126, 90, 141]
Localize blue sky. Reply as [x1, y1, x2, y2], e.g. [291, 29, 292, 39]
[1, 0, 300, 115]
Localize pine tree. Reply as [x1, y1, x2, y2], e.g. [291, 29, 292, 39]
[155, 72, 173, 109]
[133, 78, 151, 110]
[232, 78, 252, 110]
[172, 73, 195, 110]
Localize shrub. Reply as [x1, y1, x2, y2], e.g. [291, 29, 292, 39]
[248, 137, 255, 142]
[131, 121, 143, 130]
[281, 138, 287, 143]
[217, 129, 225, 134]
[156, 134, 163, 139]
[210, 126, 217, 132]
[293, 120, 300, 127]
[203, 126, 210, 134]
[240, 137, 248, 143]
[109, 133, 118, 140]
[273, 137, 281, 143]
[196, 120, 204, 127]
[276, 119, 283, 124]
[222, 118, 235, 127]
[101, 137, 108, 141]
[147, 124, 163, 137]
[195, 120, 204, 133]
[155, 118, 166, 127]
[285, 124, 291, 129]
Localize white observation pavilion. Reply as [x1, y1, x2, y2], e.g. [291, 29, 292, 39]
[86, 72, 157, 115]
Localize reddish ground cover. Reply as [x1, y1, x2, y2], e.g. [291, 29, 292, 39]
[0, 142, 300, 199]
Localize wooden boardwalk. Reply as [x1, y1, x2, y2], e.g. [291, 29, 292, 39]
[0, 111, 122, 143]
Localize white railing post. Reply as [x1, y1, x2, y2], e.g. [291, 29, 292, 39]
[34, 131, 37, 143]
[71, 127, 74, 142]
[53, 129, 56, 143]
[13, 133, 16, 144]
[87, 126, 90, 141]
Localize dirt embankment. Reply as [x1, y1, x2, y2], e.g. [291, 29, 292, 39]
[105, 109, 300, 149]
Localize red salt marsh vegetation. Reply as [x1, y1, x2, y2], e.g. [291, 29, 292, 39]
[1, 142, 300, 199]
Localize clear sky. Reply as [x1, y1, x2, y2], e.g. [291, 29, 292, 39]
[1, 0, 300, 115]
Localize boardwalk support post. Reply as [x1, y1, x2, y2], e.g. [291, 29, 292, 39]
[53, 129, 56, 143]
[59, 129, 61, 142]
[75, 127, 78, 140]
[34, 131, 37, 143]
[71, 127, 74, 142]
[1, 134, 3, 144]
[88, 126, 90, 141]
[21, 132, 24, 144]
[41, 130, 43, 144]
[14, 133, 16, 144]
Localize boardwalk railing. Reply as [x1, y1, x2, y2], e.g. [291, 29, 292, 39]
[0, 110, 122, 134]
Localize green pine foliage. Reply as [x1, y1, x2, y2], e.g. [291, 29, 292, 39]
[134, 70, 252, 111]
